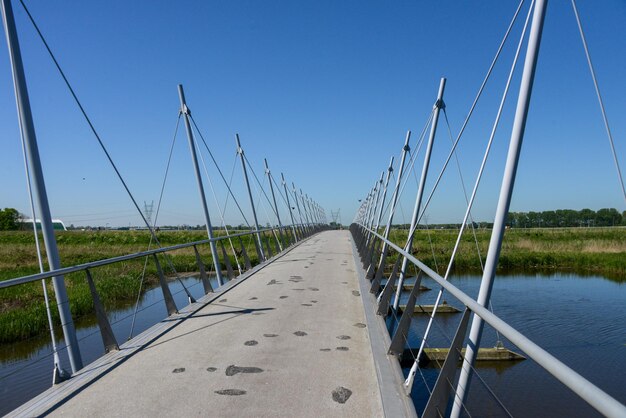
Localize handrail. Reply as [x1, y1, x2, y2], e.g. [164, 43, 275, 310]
[0, 225, 309, 290]
[353, 222, 626, 418]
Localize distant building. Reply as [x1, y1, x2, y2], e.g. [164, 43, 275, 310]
[22, 219, 67, 231]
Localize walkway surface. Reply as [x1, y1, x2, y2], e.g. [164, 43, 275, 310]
[17, 231, 386, 417]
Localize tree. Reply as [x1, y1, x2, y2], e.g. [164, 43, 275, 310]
[0, 208, 22, 230]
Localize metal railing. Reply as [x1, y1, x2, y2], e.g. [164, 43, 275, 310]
[351, 222, 626, 418]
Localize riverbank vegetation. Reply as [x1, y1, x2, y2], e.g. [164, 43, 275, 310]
[0, 226, 624, 343]
[386, 226, 625, 279]
[0, 229, 268, 343]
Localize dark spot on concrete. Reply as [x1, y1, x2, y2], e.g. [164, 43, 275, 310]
[279, 295, 288, 299]
[206, 367, 217, 372]
[332, 386, 352, 404]
[341, 281, 348, 284]
[263, 333, 278, 338]
[336, 346, 350, 351]
[311, 300, 318, 303]
[301, 303, 312, 306]
[215, 389, 247, 396]
[225, 365, 264, 376]
[320, 348, 331, 352]
[292, 288, 305, 291]
[309, 287, 319, 291]
[249, 297, 258, 300]
[353, 323, 367, 328]
[337, 335, 351, 340]
[293, 331, 308, 336]
[251, 312, 265, 315]
[290, 275, 303, 279]
[304, 266, 309, 268]
[219, 298, 228, 302]
[172, 368, 185, 373]
[267, 279, 278, 285]
[352, 290, 360, 296]
[244, 340, 258, 346]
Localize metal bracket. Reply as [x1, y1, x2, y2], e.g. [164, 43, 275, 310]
[434, 98, 445, 109]
[264, 235, 274, 258]
[219, 240, 235, 280]
[376, 260, 401, 315]
[181, 104, 191, 115]
[193, 245, 213, 294]
[238, 236, 252, 270]
[388, 271, 423, 357]
[422, 308, 471, 417]
[152, 254, 178, 316]
[85, 269, 119, 353]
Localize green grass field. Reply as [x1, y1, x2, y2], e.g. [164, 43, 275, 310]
[0, 226, 624, 343]
[385, 226, 626, 279]
[0, 229, 274, 343]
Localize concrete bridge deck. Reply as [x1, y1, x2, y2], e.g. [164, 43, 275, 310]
[10, 230, 413, 417]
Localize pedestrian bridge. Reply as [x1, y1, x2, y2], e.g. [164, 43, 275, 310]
[8, 230, 415, 417]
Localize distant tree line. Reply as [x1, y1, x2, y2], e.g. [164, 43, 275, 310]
[390, 208, 625, 229]
[507, 208, 624, 228]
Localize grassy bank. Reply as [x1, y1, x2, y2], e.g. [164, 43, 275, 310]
[385, 227, 626, 280]
[1, 227, 624, 344]
[0, 230, 272, 343]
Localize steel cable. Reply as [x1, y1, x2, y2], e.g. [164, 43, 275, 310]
[571, 0, 626, 206]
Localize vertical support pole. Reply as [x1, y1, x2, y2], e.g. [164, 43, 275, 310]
[264, 159, 284, 250]
[367, 131, 411, 279]
[282, 173, 299, 242]
[236, 134, 265, 262]
[1, 0, 83, 373]
[451, 1, 548, 415]
[177, 85, 224, 286]
[393, 78, 446, 311]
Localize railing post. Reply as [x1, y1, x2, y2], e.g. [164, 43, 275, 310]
[1, 0, 83, 373]
[451, 1, 548, 415]
[393, 78, 446, 311]
[177, 84, 224, 287]
[193, 245, 213, 294]
[218, 240, 235, 280]
[388, 271, 423, 357]
[152, 254, 178, 316]
[238, 236, 253, 270]
[85, 269, 119, 353]
[236, 134, 265, 262]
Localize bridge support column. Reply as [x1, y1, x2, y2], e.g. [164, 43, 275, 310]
[2, 0, 83, 373]
[393, 77, 446, 312]
[451, 1, 548, 416]
[178, 84, 224, 287]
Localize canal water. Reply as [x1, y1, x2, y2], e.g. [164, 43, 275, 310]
[1, 273, 624, 416]
[404, 273, 626, 417]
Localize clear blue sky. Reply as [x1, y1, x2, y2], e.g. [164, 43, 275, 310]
[0, 0, 624, 227]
